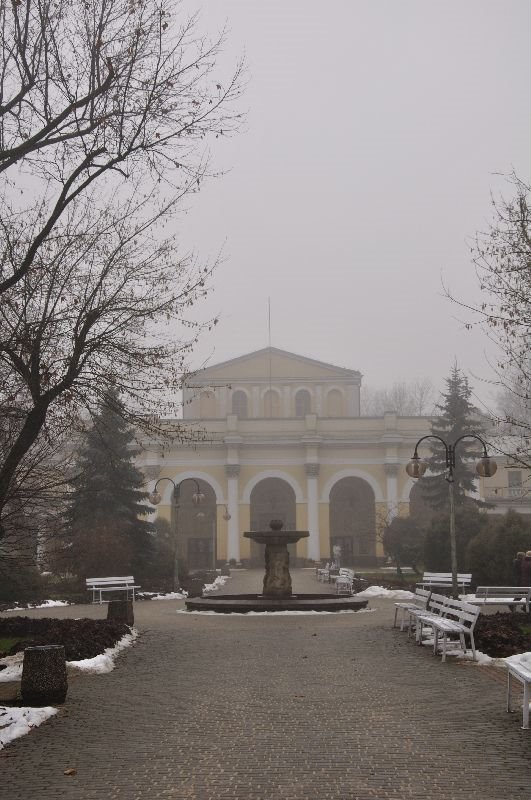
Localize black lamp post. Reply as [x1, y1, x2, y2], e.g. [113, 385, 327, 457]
[406, 434, 497, 598]
[148, 478, 205, 591]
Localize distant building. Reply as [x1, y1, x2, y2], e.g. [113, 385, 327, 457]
[479, 439, 531, 516]
[138, 347, 435, 570]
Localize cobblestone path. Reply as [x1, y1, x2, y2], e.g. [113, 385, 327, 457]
[1, 570, 531, 799]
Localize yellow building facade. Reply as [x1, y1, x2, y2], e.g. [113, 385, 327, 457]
[137, 348, 432, 570]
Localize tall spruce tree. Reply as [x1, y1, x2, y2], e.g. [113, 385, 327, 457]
[66, 389, 153, 579]
[419, 365, 485, 510]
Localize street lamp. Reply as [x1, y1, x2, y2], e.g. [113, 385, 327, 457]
[406, 434, 497, 598]
[148, 478, 205, 591]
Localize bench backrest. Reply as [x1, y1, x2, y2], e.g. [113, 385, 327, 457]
[422, 572, 472, 584]
[86, 576, 135, 587]
[413, 587, 431, 608]
[442, 597, 480, 629]
[475, 586, 531, 600]
[339, 568, 355, 579]
[426, 592, 449, 616]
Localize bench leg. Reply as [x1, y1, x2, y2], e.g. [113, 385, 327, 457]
[507, 671, 513, 714]
[523, 681, 530, 730]
[469, 632, 476, 662]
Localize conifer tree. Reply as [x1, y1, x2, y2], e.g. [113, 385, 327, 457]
[419, 365, 485, 510]
[66, 390, 153, 579]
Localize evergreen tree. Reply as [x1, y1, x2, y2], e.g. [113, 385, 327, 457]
[66, 389, 153, 579]
[419, 365, 485, 510]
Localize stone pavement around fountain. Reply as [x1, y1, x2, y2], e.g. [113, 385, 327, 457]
[1, 569, 531, 800]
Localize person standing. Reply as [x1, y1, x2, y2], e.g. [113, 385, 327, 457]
[513, 551, 526, 586]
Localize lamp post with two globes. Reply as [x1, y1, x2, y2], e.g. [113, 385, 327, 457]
[148, 477, 205, 591]
[406, 434, 497, 598]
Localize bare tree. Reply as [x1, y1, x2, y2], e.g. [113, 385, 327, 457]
[447, 173, 531, 466]
[0, 1, 244, 539]
[0, 188, 218, 536]
[0, 0, 243, 293]
[361, 378, 435, 417]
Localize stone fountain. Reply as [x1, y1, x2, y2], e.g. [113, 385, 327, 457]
[185, 520, 368, 613]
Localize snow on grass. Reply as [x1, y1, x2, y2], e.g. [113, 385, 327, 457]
[2, 599, 72, 612]
[0, 705, 57, 750]
[355, 585, 416, 600]
[0, 652, 23, 682]
[139, 591, 187, 601]
[0, 630, 137, 682]
[67, 629, 137, 674]
[203, 575, 230, 593]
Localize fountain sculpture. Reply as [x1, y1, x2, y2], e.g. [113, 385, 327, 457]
[185, 520, 368, 613]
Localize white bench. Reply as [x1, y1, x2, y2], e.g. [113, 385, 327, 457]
[393, 587, 431, 631]
[335, 568, 355, 595]
[411, 593, 450, 643]
[418, 572, 472, 591]
[507, 662, 531, 730]
[86, 576, 140, 604]
[417, 596, 480, 661]
[468, 586, 531, 614]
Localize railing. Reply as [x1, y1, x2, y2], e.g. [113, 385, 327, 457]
[485, 487, 531, 500]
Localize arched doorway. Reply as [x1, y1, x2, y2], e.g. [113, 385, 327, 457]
[249, 478, 297, 566]
[173, 479, 217, 571]
[329, 477, 376, 566]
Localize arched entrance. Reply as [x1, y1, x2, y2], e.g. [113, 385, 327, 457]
[174, 479, 217, 571]
[329, 477, 376, 566]
[249, 478, 297, 567]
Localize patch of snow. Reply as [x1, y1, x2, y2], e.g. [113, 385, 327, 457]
[0, 652, 23, 682]
[203, 575, 230, 593]
[355, 585, 416, 600]
[0, 631, 138, 681]
[0, 705, 57, 750]
[31, 600, 71, 609]
[2, 599, 71, 612]
[141, 591, 187, 601]
[67, 629, 138, 674]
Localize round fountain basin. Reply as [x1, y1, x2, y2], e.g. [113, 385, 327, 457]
[185, 593, 369, 613]
[243, 530, 309, 545]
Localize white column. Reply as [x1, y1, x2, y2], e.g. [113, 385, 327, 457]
[384, 463, 399, 520]
[226, 464, 241, 563]
[305, 463, 320, 561]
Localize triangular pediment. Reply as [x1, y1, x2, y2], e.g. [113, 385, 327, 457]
[186, 347, 361, 385]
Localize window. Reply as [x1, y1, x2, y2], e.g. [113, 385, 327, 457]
[295, 389, 311, 417]
[231, 390, 248, 418]
[508, 470, 523, 496]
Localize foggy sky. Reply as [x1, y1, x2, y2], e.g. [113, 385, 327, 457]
[175, 1, 531, 403]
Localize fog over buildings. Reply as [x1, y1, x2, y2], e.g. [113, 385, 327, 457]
[174, 0, 531, 405]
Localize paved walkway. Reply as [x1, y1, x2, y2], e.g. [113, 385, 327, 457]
[1, 569, 531, 799]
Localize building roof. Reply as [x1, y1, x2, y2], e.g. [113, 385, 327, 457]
[184, 347, 362, 386]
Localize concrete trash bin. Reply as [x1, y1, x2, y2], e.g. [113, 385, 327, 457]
[107, 599, 134, 626]
[21, 645, 68, 706]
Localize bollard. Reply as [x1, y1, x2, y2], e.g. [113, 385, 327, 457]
[107, 599, 134, 626]
[186, 578, 204, 597]
[21, 645, 68, 706]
